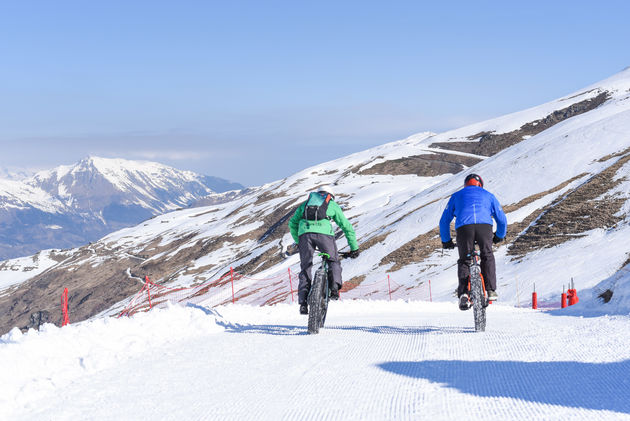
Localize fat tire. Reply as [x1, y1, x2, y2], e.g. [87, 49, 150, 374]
[470, 266, 487, 332]
[307, 267, 328, 334]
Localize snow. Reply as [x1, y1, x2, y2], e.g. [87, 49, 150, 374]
[11, 156, 217, 216]
[0, 178, 65, 213]
[562, 264, 630, 317]
[1, 301, 629, 420]
[0, 251, 59, 294]
[75, 156, 215, 208]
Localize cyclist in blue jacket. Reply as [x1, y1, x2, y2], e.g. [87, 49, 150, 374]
[439, 174, 507, 310]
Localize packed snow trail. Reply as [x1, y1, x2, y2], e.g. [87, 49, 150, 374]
[2, 301, 630, 420]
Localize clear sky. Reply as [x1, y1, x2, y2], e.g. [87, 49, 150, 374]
[0, 1, 628, 186]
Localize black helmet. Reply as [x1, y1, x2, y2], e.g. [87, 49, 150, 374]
[464, 173, 483, 188]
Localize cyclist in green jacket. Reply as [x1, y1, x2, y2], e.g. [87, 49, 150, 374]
[288, 185, 359, 314]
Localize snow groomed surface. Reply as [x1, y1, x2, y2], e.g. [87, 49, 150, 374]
[2, 300, 629, 420]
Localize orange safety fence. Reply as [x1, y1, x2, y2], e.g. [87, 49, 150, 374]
[118, 265, 435, 318]
[61, 287, 70, 326]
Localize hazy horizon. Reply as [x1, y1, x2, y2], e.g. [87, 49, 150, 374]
[1, 1, 628, 186]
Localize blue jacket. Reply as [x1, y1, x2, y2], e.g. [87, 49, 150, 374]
[439, 185, 507, 242]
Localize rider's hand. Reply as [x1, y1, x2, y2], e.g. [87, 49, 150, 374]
[285, 243, 299, 257]
[442, 239, 455, 249]
[492, 234, 504, 244]
[348, 249, 360, 259]
[341, 249, 360, 259]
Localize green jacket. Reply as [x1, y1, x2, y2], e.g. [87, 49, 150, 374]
[288, 197, 359, 251]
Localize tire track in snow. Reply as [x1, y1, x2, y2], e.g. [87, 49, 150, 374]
[279, 305, 630, 420]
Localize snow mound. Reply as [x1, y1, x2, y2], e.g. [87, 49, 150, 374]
[561, 264, 630, 317]
[0, 303, 224, 416]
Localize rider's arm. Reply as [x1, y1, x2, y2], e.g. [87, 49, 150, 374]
[329, 202, 359, 251]
[491, 195, 508, 238]
[439, 196, 455, 242]
[288, 203, 306, 244]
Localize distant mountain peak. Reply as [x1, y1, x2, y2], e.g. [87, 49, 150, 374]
[0, 156, 244, 261]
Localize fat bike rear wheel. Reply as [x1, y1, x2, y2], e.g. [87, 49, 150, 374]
[470, 267, 487, 332]
[307, 267, 328, 334]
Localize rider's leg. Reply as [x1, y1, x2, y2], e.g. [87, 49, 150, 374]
[455, 224, 475, 297]
[297, 233, 317, 304]
[476, 224, 497, 292]
[310, 233, 342, 291]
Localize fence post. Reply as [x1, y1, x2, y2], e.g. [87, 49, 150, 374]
[532, 283, 537, 310]
[230, 267, 235, 304]
[61, 288, 69, 326]
[145, 276, 153, 309]
[288, 268, 295, 302]
[567, 278, 579, 306]
[387, 275, 392, 301]
[428, 279, 433, 302]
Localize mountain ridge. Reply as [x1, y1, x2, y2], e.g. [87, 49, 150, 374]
[0, 156, 244, 260]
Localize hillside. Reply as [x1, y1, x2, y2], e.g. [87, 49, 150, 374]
[1, 69, 630, 333]
[0, 157, 243, 260]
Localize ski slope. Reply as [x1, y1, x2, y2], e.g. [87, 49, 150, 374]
[2, 301, 629, 420]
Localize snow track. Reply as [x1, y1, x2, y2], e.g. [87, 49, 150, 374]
[3, 301, 630, 420]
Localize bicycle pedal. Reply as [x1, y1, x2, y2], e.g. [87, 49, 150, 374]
[459, 295, 471, 311]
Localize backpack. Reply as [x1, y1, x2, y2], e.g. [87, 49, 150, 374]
[303, 192, 332, 221]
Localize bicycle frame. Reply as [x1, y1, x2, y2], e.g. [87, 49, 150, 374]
[467, 251, 488, 297]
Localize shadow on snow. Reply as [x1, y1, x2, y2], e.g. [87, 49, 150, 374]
[328, 325, 474, 335]
[187, 303, 475, 336]
[378, 359, 630, 414]
[217, 322, 474, 336]
[219, 322, 308, 335]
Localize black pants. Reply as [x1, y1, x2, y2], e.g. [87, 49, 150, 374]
[456, 224, 496, 297]
[297, 232, 342, 305]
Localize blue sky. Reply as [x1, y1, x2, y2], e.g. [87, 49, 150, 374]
[0, 1, 628, 185]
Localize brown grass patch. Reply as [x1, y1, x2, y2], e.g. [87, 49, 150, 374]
[359, 153, 482, 177]
[341, 275, 366, 292]
[431, 92, 610, 156]
[379, 228, 443, 272]
[508, 149, 630, 258]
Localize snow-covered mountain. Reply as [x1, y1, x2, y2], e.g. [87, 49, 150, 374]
[0, 157, 243, 260]
[1, 68, 630, 334]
